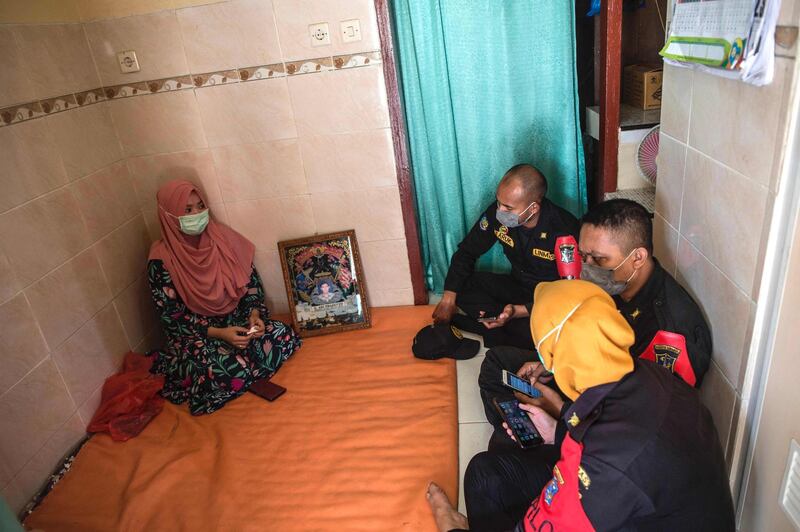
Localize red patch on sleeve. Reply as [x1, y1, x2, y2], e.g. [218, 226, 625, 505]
[639, 330, 697, 386]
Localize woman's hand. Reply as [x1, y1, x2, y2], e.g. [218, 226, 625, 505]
[514, 380, 565, 419]
[516, 361, 553, 384]
[248, 310, 266, 338]
[503, 403, 557, 445]
[209, 326, 251, 349]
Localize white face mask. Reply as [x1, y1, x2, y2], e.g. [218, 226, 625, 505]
[534, 301, 583, 372]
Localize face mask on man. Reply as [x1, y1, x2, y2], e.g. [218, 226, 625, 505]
[178, 209, 210, 235]
[579, 248, 637, 296]
[495, 201, 536, 228]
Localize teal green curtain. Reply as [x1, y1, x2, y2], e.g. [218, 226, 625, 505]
[392, 0, 587, 292]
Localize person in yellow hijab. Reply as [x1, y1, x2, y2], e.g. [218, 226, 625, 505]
[428, 280, 734, 532]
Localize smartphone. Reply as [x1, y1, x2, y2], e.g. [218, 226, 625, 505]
[476, 315, 499, 323]
[501, 369, 543, 399]
[249, 379, 286, 401]
[493, 398, 543, 449]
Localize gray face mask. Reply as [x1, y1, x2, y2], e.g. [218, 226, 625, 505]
[579, 249, 636, 296]
[495, 201, 535, 228]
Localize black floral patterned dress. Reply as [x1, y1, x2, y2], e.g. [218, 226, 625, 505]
[147, 259, 301, 415]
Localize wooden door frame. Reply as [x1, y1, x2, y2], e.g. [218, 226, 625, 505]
[597, 0, 623, 199]
[374, 0, 428, 305]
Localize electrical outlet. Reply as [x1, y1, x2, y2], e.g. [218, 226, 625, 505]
[340, 19, 362, 43]
[117, 50, 140, 73]
[309, 23, 330, 47]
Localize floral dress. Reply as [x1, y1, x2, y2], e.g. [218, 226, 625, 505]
[147, 259, 301, 415]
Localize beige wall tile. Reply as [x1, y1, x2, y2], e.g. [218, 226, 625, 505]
[359, 238, 412, 294]
[141, 206, 161, 244]
[654, 133, 686, 229]
[677, 237, 752, 386]
[1, 478, 27, 515]
[26, 248, 112, 350]
[110, 90, 207, 158]
[177, 0, 281, 74]
[127, 149, 222, 209]
[652, 213, 679, 278]
[76, 0, 175, 22]
[699, 361, 737, 452]
[94, 215, 150, 297]
[113, 274, 157, 349]
[0, 294, 49, 397]
[0, 117, 69, 214]
[0, 0, 81, 24]
[77, 382, 103, 427]
[288, 67, 389, 137]
[84, 10, 188, 86]
[0, 358, 76, 491]
[0, 26, 34, 108]
[53, 303, 128, 407]
[48, 102, 122, 181]
[266, 297, 289, 315]
[369, 288, 414, 307]
[253, 250, 289, 309]
[689, 59, 791, 187]
[225, 196, 316, 252]
[212, 139, 307, 202]
[272, 0, 381, 61]
[299, 129, 396, 193]
[132, 325, 165, 356]
[11, 23, 99, 100]
[196, 79, 296, 147]
[71, 162, 139, 242]
[680, 148, 769, 295]
[0, 188, 91, 286]
[12, 413, 84, 508]
[311, 186, 404, 242]
[0, 247, 21, 304]
[660, 64, 692, 143]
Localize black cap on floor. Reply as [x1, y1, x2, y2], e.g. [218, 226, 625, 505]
[412, 323, 480, 360]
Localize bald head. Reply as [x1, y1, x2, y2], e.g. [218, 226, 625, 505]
[499, 164, 547, 204]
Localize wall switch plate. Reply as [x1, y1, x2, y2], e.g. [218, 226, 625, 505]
[309, 22, 330, 47]
[341, 19, 362, 43]
[117, 50, 140, 73]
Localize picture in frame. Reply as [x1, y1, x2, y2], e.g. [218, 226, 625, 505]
[277, 230, 371, 337]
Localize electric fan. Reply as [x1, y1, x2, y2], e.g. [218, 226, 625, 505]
[636, 125, 660, 186]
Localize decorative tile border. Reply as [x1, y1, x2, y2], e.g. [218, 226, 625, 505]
[333, 51, 382, 70]
[0, 49, 381, 129]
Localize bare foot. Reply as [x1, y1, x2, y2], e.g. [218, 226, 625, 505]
[426, 482, 469, 531]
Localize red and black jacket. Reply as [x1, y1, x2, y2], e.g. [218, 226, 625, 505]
[516, 360, 734, 532]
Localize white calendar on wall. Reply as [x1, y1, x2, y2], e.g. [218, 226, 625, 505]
[661, 0, 781, 86]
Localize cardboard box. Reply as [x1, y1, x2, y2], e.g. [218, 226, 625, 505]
[622, 64, 663, 110]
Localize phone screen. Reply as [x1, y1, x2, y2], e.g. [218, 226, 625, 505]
[494, 399, 543, 449]
[503, 371, 543, 398]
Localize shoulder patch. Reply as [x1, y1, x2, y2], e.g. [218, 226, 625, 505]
[494, 225, 514, 247]
[532, 248, 554, 260]
[479, 215, 489, 231]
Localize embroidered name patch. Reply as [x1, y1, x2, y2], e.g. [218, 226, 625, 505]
[494, 226, 514, 247]
[532, 248, 554, 260]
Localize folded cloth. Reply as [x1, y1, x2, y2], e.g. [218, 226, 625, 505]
[87, 352, 165, 441]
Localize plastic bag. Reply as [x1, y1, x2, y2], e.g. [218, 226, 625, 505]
[87, 352, 165, 442]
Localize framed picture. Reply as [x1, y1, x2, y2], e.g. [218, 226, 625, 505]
[278, 230, 371, 337]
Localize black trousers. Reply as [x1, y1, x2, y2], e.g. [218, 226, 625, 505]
[454, 272, 534, 349]
[461, 446, 560, 532]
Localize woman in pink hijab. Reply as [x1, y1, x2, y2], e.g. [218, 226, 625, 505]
[147, 180, 301, 415]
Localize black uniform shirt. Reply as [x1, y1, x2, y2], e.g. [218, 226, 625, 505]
[443, 199, 579, 293]
[613, 259, 712, 386]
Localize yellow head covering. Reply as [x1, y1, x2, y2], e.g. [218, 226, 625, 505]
[530, 280, 635, 401]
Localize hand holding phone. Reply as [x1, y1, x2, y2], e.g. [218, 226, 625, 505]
[493, 398, 543, 449]
[502, 369, 542, 398]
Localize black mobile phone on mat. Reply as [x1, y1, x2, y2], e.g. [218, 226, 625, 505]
[249, 380, 286, 402]
[493, 398, 543, 449]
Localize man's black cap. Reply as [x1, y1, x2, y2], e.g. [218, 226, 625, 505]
[412, 323, 480, 360]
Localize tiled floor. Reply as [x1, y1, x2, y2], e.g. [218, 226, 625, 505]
[455, 330, 492, 514]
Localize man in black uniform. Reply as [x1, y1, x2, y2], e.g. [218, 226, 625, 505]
[478, 199, 712, 437]
[431, 164, 579, 349]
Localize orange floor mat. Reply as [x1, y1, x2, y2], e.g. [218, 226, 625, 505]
[25, 306, 457, 532]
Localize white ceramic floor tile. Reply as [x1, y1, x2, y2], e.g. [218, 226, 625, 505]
[457, 422, 494, 514]
[457, 354, 488, 424]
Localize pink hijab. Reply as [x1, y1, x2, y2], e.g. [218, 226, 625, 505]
[148, 180, 255, 317]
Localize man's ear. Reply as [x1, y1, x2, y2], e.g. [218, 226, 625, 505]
[632, 247, 650, 268]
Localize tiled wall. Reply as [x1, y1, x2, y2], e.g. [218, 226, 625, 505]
[0, 0, 411, 514]
[654, 2, 798, 465]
